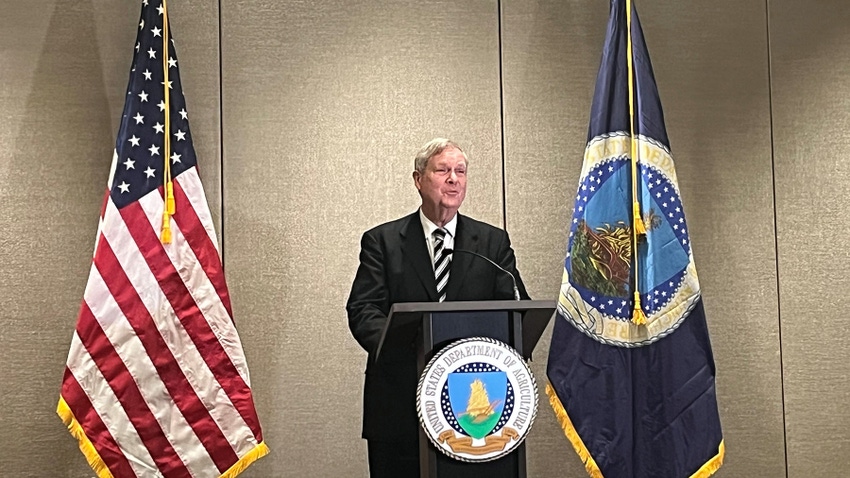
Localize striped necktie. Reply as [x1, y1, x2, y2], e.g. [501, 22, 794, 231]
[433, 228, 450, 302]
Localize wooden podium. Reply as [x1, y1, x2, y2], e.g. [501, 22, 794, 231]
[375, 300, 555, 478]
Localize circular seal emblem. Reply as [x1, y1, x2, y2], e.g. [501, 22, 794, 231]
[416, 337, 538, 462]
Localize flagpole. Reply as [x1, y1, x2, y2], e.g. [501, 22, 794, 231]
[626, 0, 647, 325]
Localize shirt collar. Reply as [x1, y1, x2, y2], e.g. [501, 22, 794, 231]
[419, 208, 457, 239]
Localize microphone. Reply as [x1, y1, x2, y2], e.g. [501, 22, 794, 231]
[443, 248, 522, 301]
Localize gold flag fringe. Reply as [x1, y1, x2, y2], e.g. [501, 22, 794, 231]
[220, 442, 270, 478]
[59, 394, 269, 478]
[689, 440, 725, 478]
[547, 383, 724, 478]
[57, 396, 114, 478]
[546, 383, 604, 478]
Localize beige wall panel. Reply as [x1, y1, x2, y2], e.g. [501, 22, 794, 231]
[503, 1, 784, 476]
[0, 0, 220, 475]
[769, 1, 850, 476]
[221, 1, 502, 475]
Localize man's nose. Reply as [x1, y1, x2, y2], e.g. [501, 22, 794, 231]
[448, 170, 457, 182]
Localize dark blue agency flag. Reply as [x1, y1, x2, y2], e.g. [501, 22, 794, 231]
[546, 0, 724, 477]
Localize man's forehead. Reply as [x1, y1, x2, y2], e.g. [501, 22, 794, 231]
[430, 148, 467, 166]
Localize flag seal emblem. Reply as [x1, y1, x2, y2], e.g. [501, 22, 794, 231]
[416, 337, 537, 462]
[559, 134, 701, 348]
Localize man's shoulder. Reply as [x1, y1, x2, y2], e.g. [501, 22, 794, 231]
[458, 213, 506, 237]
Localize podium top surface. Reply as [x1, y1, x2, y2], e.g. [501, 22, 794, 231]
[389, 299, 556, 315]
[375, 300, 556, 363]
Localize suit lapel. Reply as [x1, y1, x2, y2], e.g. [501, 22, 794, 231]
[445, 215, 478, 300]
[400, 213, 438, 301]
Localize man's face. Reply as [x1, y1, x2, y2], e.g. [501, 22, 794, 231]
[414, 147, 468, 221]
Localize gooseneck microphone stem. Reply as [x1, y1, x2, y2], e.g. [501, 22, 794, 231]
[443, 248, 521, 301]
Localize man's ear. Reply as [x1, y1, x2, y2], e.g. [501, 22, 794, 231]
[412, 171, 421, 190]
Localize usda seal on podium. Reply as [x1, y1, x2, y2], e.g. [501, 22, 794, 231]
[416, 337, 538, 462]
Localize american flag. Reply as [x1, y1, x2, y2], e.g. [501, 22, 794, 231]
[57, 1, 268, 477]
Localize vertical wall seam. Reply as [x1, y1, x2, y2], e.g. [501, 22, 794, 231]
[218, 0, 226, 269]
[497, 0, 508, 230]
[764, 1, 789, 476]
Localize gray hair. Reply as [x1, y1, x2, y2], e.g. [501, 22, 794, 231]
[413, 138, 468, 173]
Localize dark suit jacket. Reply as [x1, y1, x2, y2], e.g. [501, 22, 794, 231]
[346, 211, 529, 441]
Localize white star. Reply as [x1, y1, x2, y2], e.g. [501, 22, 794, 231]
[117, 181, 130, 193]
[608, 166, 614, 172]
[670, 196, 676, 202]
[174, 129, 186, 141]
[138, 90, 148, 102]
[662, 202, 668, 208]
[144, 167, 156, 178]
[157, 4, 164, 15]
[668, 213, 674, 218]
[589, 186, 595, 192]
[590, 296, 596, 302]
[673, 224, 679, 230]
[135, 42, 140, 51]
[152, 26, 162, 37]
[128, 135, 141, 147]
[682, 239, 688, 245]
[616, 308, 622, 313]
[656, 192, 662, 198]
[664, 187, 669, 192]
[148, 47, 156, 59]
[161, 80, 173, 89]
[679, 217, 684, 223]
[648, 172, 653, 179]
[573, 218, 578, 224]
[143, 0, 148, 5]
[675, 207, 681, 212]
[578, 206, 583, 212]
[149, 144, 160, 156]
[123, 158, 135, 170]
[153, 122, 164, 134]
[140, 19, 145, 29]
[170, 152, 182, 164]
[133, 113, 144, 124]
[179, 108, 188, 120]
[168, 57, 177, 68]
[143, 69, 152, 80]
[581, 185, 587, 191]
[158, 101, 166, 112]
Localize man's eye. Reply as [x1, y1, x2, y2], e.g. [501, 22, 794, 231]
[455, 170, 466, 175]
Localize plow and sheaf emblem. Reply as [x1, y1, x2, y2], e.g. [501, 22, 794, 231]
[572, 208, 663, 298]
